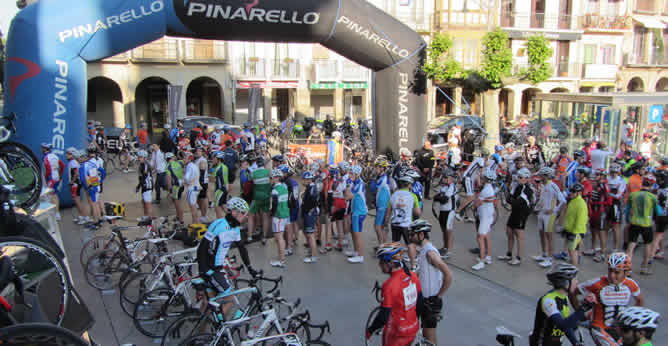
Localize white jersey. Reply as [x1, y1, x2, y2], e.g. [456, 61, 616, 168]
[463, 157, 485, 178]
[151, 150, 167, 173]
[390, 189, 418, 227]
[607, 175, 626, 200]
[537, 181, 566, 214]
[67, 159, 80, 183]
[439, 184, 457, 211]
[44, 152, 61, 181]
[93, 157, 104, 175]
[590, 149, 613, 171]
[184, 161, 201, 189]
[477, 183, 495, 217]
[196, 156, 209, 180]
[417, 242, 443, 298]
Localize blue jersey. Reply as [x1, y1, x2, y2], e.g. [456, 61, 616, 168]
[375, 174, 391, 209]
[351, 178, 368, 216]
[79, 159, 105, 190]
[198, 218, 241, 270]
[565, 161, 579, 189]
[411, 181, 424, 209]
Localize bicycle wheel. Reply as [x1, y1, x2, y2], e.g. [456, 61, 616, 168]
[133, 288, 189, 338]
[103, 154, 115, 176]
[285, 318, 311, 344]
[178, 333, 216, 346]
[79, 234, 121, 268]
[161, 313, 216, 346]
[0, 322, 88, 346]
[120, 272, 163, 317]
[84, 249, 128, 290]
[365, 306, 383, 346]
[0, 236, 71, 326]
[0, 142, 43, 209]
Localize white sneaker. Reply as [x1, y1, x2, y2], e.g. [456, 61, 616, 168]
[538, 259, 553, 268]
[199, 216, 208, 223]
[347, 256, 364, 263]
[497, 255, 512, 261]
[508, 258, 521, 266]
[532, 255, 546, 262]
[455, 213, 463, 221]
[76, 217, 87, 225]
[85, 216, 92, 222]
[344, 250, 355, 257]
[304, 257, 318, 263]
[485, 256, 492, 264]
[472, 261, 485, 271]
[286, 248, 294, 256]
[270, 260, 286, 268]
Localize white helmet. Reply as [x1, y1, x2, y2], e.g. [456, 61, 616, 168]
[538, 167, 555, 179]
[339, 161, 351, 172]
[226, 197, 250, 214]
[617, 306, 660, 330]
[483, 169, 497, 181]
[332, 131, 342, 138]
[351, 165, 362, 175]
[271, 169, 284, 178]
[399, 148, 412, 157]
[517, 168, 532, 179]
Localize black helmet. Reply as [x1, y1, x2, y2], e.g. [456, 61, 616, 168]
[559, 146, 568, 154]
[569, 183, 584, 193]
[256, 157, 265, 166]
[573, 150, 586, 158]
[546, 263, 578, 289]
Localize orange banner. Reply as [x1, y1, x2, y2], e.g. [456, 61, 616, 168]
[287, 143, 328, 161]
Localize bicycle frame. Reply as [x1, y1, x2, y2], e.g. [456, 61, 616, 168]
[208, 307, 282, 346]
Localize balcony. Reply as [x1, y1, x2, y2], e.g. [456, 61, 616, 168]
[182, 40, 226, 64]
[501, 13, 575, 31]
[314, 61, 338, 82]
[396, 14, 431, 32]
[582, 64, 618, 79]
[341, 62, 369, 81]
[624, 52, 668, 66]
[579, 15, 631, 31]
[511, 61, 582, 79]
[435, 10, 488, 29]
[234, 58, 267, 79]
[131, 38, 179, 63]
[102, 52, 129, 63]
[270, 59, 300, 79]
[635, 0, 656, 13]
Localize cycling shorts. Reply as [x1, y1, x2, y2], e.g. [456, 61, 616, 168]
[142, 190, 152, 203]
[289, 206, 300, 223]
[87, 186, 100, 203]
[205, 270, 232, 295]
[352, 214, 366, 232]
[538, 213, 557, 233]
[250, 199, 270, 214]
[421, 296, 443, 329]
[608, 200, 622, 224]
[438, 210, 455, 230]
[391, 225, 409, 244]
[629, 225, 653, 244]
[70, 183, 80, 198]
[656, 215, 668, 234]
[46, 179, 61, 192]
[382, 330, 416, 346]
[507, 208, 530, 230]
[589, 209, 607, 230]
[375, 208, 387, 227]
[171, 186, 184, 200]
[566, 233, 582, 251]
[215, 189, 228, 207]
[186, 186, 199, 206]
[198, 183, 208, 199]
[303, 214, 317, 233]
[272, 217, 288, 233]
[331, 208, 345, 222]
[478, 215, 494, 236]
[589, 326, 621, 346]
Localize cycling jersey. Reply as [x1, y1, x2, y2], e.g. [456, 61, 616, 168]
[463, 157, 485, 178]
[301, 182, 319, 215]
[627, 190, 661, 227]
[490, 153, 503, 171]
[252, 168, 271, 200]
[525, 144, 544, 166]
[241, 129, 255, 151]
[331, 177, 347, 210]
[537, 181, 566, 214]
[43, 152, 64, 182]
[351, 178, 367, 216]
[565, 161, 579, 189]
[375, 174, 391, 210]
[137, 162, 153, 193]
[564, 195, 588, 235]
[213, 163, 229, 191]
[411, 181, 424, 203]
[184, 161, 201, 189]
[286, 177, 300, 210]
[79, 159, 104, 189]
[531, 290, 571, 346]
[197, 217, 241, 273]
[438, 184, 457, 211]
[627, 174, 642, 194]
[390, 189, 419, 227]
[381, 269, 422, 337]
[658, 187, 668, 215]
[271, 182, 290, 219]
[578, 276, 640, 329]
[607, 176, 626, 200]
[67, 159, 80, 184]
[168, 160, 184, 187]
[196, 156, 208, 185]
[589, 182, 611, 212]
[554, 155, 572, 184]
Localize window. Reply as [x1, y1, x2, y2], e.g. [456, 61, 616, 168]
[601, 45, 615, 64]
[464, 39, 478, 66]
[586, 0, 599, 13]
[442, 0, 448, 9]
[635, 0, 654, 12]
[584, 44, 596, 64]
[454, 39, 464, 63]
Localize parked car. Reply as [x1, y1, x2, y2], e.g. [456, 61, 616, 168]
[529, 118, 569, 139]
[181, 116, 241, 135]
[427, 116, 487, 151]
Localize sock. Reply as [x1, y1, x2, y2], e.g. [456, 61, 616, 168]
[516, 256, 521, 261]
[506, 251, 512, 257]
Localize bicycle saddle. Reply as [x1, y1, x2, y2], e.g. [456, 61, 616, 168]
[137, 219, 152, 227]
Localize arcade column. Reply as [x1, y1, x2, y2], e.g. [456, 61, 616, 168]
[454, 87, 463, 114]
[334, 88, 344, 121]
[262, 88, 273, 123]
[294, 88, 311, 120]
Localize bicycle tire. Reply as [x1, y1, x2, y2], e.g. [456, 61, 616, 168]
[0, 236, 71, 326]
[84, 249, 128, 290]
[133, 288, 190, 338]
[79, 234, 121, 268]
[178, 333, 216, 346]
[120, 272, 163, 317]
[161, 313, 217, 346]
[0, 142, 43, 209]
[365, 306, 382, 346]
[286, 319, 311, 344]
[0, 322, 88, 346]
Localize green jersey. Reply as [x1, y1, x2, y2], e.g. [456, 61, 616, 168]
[628, 190, 660, 228]
[252, 168, 271, 200]
[531, 290, 571, 345]
[168, 161, 184, 186]
[213, 163, 229, 192]
[272, 182, 289, 218]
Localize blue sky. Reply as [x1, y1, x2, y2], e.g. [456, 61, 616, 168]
[0, 2, 19, 37]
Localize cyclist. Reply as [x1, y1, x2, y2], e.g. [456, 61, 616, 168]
[222, 140, 238, 184]
[651, 169, 668, 260]
[212, 151, 229, 220]
[165, 152, 185, 223]
[241, 122, 255, 153]
[456, 148, 488, 222]
[95, 125, 106, 153]
[239, 154, 253, 205]
[282, 165, 300, 257]
[573, 252, 644, 345]
[66, 148, 88, 225]
[330, 163, 348, 251]
[119, 125, 133, 173]
[524, 135, 545, 171]
[301, 170, 320, 263]
[607, 164, 626, 252]
[135, 150, 153, 221]
[270, 168, 289, 268]
[373, 156, 392, 247]
[499, 167, 535, 266]
[529, 263, 594, 346]
[617, 307, 660, 346]
[249, 157, 271, 243]
[584, 169, 611, 263]
[183, 151, 201, 225]
[626, 176, 662, 274]
[392, 148, 414, 183]
[194, 147, 209, 223]
[41, 143, 65, 220]
[434, 171, 458, 258]
[472, 169, 498, 271]
[150, 144, 168, 205]
[196, 197, 251, 319]
[80, 146, 105, 224]
[389, 175, 421, 269]
[562, 183, 589, 266]
[408, 220, 453, 345]
[490, 145, 505, 172]
[553, 146, 573, 190]
[565, 150, 586, 190]
[366, 243, 423, 346]
[533, 167, 566, 268]
[347, 164, 367, 264]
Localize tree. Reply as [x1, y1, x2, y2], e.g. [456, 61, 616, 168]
[525, 35, 553, 85]
[422, 33, 466, 83]
[478, 28, 513, 89]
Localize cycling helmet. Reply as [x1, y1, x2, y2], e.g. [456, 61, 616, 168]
[617, 307, 660, 330]
[226, 197, 250, 214]
[662, 155, 668, 165]
[375, 156, 390, 168]
[643, 175, 656, 187]
[223, 125, 230, 132]
[302, 171, 315, 180]
[406, 170, 422, 181]
[240, 154, 250, 162]
[494, 145, 504, 152]
[573, 150, 586, 158]
[257, 120, 264, 126]
[375, 242, 405, 263]
[278, 164, 290, 175]
[409, 219, 432, 233]
[329, 167, 339, 175]
[399, 148, 412, 157]
[595, 168, 607, 176]
[125, 124, 132, 129]
[243, 122, 251, 128]
[309, 162, 320, 172]
[609, 163, 621, 173]
[66, 147, 77, 155]
[256, 157, 265, 166]
[569, 183, 584, 193]
[608, 252, 632, 271]
[480, 148, 490, 157]
[272, 154, 285, 163]
[517, 168, 531, 179]
[538, 167, 555, 178]
[482, 169, 497, 181]
[576, 166, 591, 176]
[655, 169, 668, 182]
[546, 263, 578, 288]
[165, 152, 175, 159]
[332, 131, 342, 138]
[456, 120, 462, 126]
[214, 151, 225, 159]
[339, 161, 351, 172]
[271, 169, 284, 178]
[397, 175, 414, 186]
[351, 165, 362, 175]
[137, 150, 148, 158]
[505, 142, 515, 148]
[40, 143, 53, 150]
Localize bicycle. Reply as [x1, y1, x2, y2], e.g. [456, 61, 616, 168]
[99, 149, 117, 176]
[0, 112, 43, 209]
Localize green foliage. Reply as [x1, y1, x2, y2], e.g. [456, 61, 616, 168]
[525, 35, 553, 84]
[422, 33, 466, 83]
[479, 28, 512, 89]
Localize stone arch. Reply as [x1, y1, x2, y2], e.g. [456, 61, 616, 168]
[87, 76, 124, 128]
[186, 76, 223, 117]
[521, 87, 542, 116]
[627, 77, 645, 92]
[656, 77, 668, 91]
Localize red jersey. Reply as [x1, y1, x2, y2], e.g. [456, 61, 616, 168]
[381, 269, 421, 339]
[582, 179, 592, 203]
[578, 276, 640, 329]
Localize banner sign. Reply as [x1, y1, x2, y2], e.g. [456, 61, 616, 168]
[236, 81, 300, 89]
[311, 82, 368, 89]
[287, 143, 328, 161]
[167, 85, 183, 127]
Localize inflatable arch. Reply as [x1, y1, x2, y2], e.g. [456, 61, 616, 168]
[4, 0, 426, 204]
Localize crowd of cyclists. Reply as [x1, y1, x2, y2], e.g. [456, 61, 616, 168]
[35, 114, 665, 345]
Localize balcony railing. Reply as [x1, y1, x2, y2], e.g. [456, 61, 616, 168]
[502, 13, 574, 30]
[341, 62, 369, 81]
[625, 52, 668, 66]
[436, 10, 488, 29]
[270, 59, 300, 79]
[582, 64, 618, 79]
[235, 58, 267, 79]
[579, 14, 631, 30]
[512, 62, 582, 78]
[131, 38, 179, 63]
[396, 14, 431, 32]
[531, 13, 545, 28]
[102, 52, 129, 62]
[314, 61, 338, 82]
[183, 40, 226, 63]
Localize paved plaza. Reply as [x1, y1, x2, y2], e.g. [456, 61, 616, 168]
[59, 172, 668, 345]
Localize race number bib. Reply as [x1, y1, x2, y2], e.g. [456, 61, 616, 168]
[600, 285, 632, 326]
[403, 282, 418, 310]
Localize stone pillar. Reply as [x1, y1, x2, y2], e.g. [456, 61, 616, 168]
[222, 83, 233, 123]
[483, 89, 500, 151]
[474, 92, 483, 116]
[334, 88, 345, 121]
[294, 88, 311, 120]
[454, 87, 462, 114]
[262, 88, 273, 123]
[426, 82, 436, 121]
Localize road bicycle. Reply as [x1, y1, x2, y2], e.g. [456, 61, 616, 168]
[0, 112, 43, 210]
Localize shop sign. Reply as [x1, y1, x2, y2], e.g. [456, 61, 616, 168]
[310, 82, 368, 89]
[236, 81, 300, 89]
[505, 30, 582, 41]
[649, 105, 664, 124]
